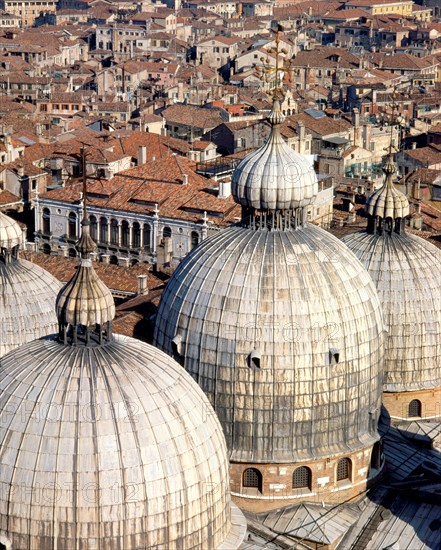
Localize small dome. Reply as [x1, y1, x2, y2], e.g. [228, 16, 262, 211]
[0, 335, 245, 549]
[232, 101, 318, 211]
[0, 210, 22, 250]
[56, 260, 115, 327]
[56, 219, 114, 328]
[0, 212, 61, 357]
[154, 224, 384, 463]
[341, 231, 441, 393]
[366, 154, 409, 221]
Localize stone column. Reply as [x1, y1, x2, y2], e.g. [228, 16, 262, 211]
[152, 205, 159, 255]
[117, 221, 122, 247]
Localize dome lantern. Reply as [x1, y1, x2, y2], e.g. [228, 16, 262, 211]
[366, 154, 409, 236]
[231, 31, 318, 231]
[56, 165, 115, 346]
[0, 210, 22, 262]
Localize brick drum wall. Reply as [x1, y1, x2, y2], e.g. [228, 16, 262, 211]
[383, 387, 441, 421]
[230, 443, 385, 513]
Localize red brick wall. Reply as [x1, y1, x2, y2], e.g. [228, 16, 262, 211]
[230, 442, 385, 513]
[383, 387, 441, 420]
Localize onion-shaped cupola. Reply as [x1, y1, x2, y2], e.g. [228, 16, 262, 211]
[232, 100, 318, 229]
[366, 153, 410, 235]
[56, 217, 115, 345]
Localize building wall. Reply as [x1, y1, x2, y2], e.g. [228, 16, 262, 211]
[383, 387, 441, 420]
[230, 442, 385, 513]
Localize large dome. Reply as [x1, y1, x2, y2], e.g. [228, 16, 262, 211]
[341, 230, 441, 393]
[154, 223, 385, 463]
[0, 211, 61, 357]
[0, 335, 241, 550]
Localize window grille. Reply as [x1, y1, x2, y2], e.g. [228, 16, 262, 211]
[293, 467, 311, 489]
[408, 399, 422, 418]
[336, 458, 350, 481]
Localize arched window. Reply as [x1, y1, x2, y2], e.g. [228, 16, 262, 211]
[89, 215, 98, 241]
[336, 458, 351, 482]
[100, 217, 108, 243]
[163, 226, 172, 238]
[121, 220, 130, 247]
[68, 211, 77, 239]
[408, 399, 422, 418]
[42, 207, 50, 234]
[243, 468, 262, 492]
[68, 247, 77, 258]
[191, 231, 199, 249]
[143, 224, 151, 249]
[110, 218, 119, 245]
[109, 255, 118, 265]
[132, 222, 141, 248]
[293, 466, 312, 490]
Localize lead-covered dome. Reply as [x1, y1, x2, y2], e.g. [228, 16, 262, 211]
[341, 230, 441, 393]
[0, 211, 61, 358]
[154, 224, 385, 463]
[342, 155, 441, 397]
[232, 101, 318, 211]
[0, 335, 242, 550]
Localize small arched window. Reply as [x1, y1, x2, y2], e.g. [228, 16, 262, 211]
[336, 458, 351, 482]
[132, 222, 141, 248]
[243, 468, 262, 492]
[42, 208, 51, 234]
[163, 226, 172, 239]
[121, 220, 130, 247]
[89, 215, 98, 241]
[110, 218, 119, 245]
[143, 224, 151, 249]
[408, 399, 422, 418]
[293, 466, 312, 490]
[100, 217, 108, 243]
[191, 230, 199, 249]
[68, 211, 77, 239]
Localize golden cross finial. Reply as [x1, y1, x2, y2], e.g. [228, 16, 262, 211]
[257, 24, 289, 101]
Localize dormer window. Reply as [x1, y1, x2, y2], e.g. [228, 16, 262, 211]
[248, 349, 261, 369]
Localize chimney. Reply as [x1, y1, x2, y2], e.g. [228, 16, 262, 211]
[182, 173, 188, 185]
[119, 257, 130, 267]
[218, 180, 231, 198]
[59, 245, 69, 257]
[138, 145, 147, 165]
[16, 164, 25, 177]
[414, 178, 420, 200]
[137, 274, 148, 295]
[101, 254, 110, 264]
[296, 121, 305, 141]
[352, 108, 360, 128]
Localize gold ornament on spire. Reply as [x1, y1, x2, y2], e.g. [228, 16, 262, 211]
[257, 24, 289, 102]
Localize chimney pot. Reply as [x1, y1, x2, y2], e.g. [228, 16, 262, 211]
[137, 274, 148, 295]
[182, 173, 188, 185]
[138, 145, 147, 165]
